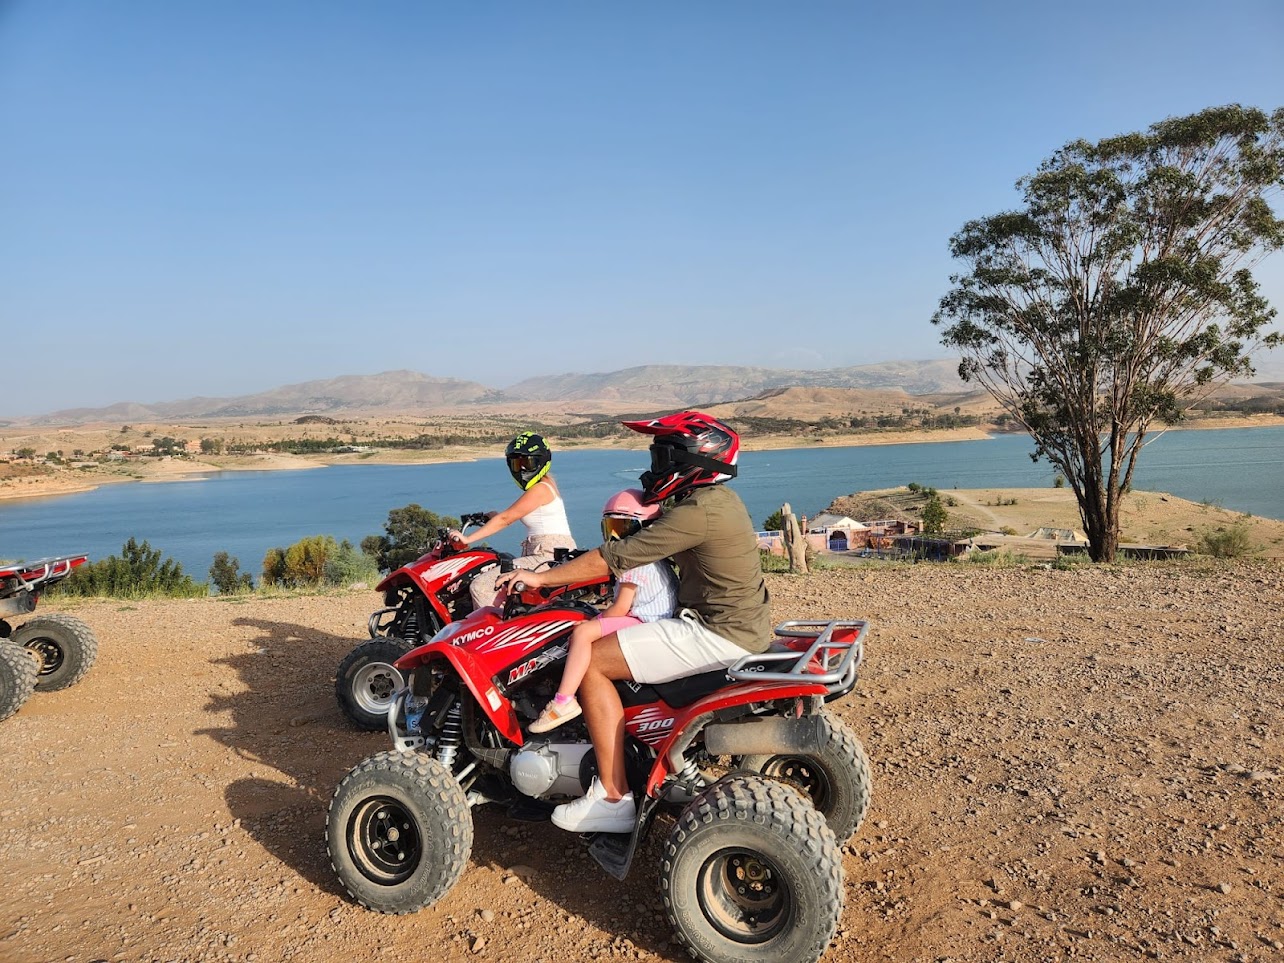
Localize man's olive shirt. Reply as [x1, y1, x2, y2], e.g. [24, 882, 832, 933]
[599, 485, 771, 653]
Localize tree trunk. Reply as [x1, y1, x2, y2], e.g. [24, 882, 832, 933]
[781, 502, 809, 574]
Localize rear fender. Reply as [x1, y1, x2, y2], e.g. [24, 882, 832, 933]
[644, 681, 828, 796]
[395, 643, 524, 745]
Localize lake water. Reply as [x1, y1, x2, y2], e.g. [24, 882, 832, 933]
[1, 427, 1280, 579]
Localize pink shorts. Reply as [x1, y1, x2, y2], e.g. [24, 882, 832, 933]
[595, 615, 643, 636]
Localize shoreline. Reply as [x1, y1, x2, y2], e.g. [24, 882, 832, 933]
[2, 416, 1281, 504]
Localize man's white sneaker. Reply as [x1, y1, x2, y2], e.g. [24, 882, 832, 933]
[551, 777, 636, 833]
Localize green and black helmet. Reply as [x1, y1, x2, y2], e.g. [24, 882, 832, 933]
[505, 432, 552, 490]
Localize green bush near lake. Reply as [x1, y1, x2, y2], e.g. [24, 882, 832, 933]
[54, 538, 207, 599]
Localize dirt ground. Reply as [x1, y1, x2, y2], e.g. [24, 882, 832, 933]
[2, 561, 1283, 962]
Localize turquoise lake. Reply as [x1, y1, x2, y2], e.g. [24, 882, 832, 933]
[0, 427, 1280, 579]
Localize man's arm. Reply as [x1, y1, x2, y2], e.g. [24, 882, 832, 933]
[494, 547, 609, 593]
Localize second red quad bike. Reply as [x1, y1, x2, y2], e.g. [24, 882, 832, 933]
[336, 514, 608, 729]
[0, 555, 98, 723]
[326, 579, 872, 963]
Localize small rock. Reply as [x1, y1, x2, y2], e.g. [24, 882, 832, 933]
[471, 935, 486, 953]
[1216, 882, 1232, 894]
[478, 909, 495, 923]
[1007, 900, 1023, 912]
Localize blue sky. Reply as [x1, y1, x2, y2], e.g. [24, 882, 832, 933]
[2, 1, 1282, 416]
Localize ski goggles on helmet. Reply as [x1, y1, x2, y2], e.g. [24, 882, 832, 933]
[601, 515, 642, 541]
[507, 454, 541, 473]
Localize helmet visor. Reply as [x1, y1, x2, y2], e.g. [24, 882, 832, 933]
[508, 454, 541, 474]
[601, 516, 642, 541]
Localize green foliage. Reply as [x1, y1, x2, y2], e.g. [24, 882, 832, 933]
[56, 538, 207, 598]
[955, 549, 1029, 567]
[761, 509, 786, 532]
[921, 494, 948, 535]
[1053, 474, 1066, 488]
[1194, 521, 1255, 558]
[261, 536, 382, 588]
[261, 546, 286, 587]
[906, 481, 922, 493]
[209, 552, 254, 594]
[363, 503, 461, 572]
[200, 437, 224, 455]
[758, 550, 792, 573]
[934, 105, 1284, 562]
[324, 539, 380, 586]
[15, 447, 36, 459]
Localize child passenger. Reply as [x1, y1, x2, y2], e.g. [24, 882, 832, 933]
[528, 489, 676, 733]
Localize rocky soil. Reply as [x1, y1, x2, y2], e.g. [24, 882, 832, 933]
[2, 561, 1282, 963]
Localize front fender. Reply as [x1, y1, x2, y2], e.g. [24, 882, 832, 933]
[395, 642, 524, 746]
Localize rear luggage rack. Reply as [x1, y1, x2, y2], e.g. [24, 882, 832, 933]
[725, 619, 868, 695]
[0, 555, 89, 594]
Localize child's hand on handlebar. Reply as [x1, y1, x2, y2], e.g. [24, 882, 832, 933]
[447, 530, 469, 549]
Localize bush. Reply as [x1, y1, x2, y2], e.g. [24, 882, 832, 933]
[324, 539, 380, 587]
[209, 552, 254, 595]
[1194, 522, 1254, 558]
[363, 504, 460, 572]
[761, 509, 785, 532]
[261, 536, 381, 588]
[56, 538, 207, 598]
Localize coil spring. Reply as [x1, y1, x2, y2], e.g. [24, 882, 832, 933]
[435, 702, 463, 769]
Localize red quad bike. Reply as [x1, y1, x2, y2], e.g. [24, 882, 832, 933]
[336, 514, 609, 730]
[326, 580, 872, 963]
[0, 555, 99, 723]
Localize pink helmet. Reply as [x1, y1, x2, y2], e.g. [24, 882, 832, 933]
[601, 488, 660, 541]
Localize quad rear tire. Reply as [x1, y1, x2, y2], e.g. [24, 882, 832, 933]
[661, 775, 844, 963]
[0, 640, 38, 722]
[739, 710, 872, 843]
[13, 613, 98, 692]
[336, 639, 413, 730]
[327, 750, 473, 914]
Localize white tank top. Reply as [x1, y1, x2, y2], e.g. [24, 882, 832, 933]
[521, 483, 572, 539]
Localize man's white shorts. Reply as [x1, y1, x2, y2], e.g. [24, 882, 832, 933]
[614, 611, 747, 684]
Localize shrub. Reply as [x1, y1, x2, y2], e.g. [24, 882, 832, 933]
[1194, 522, 1254, 558]
[324, 539, 380, 587]
[761, 509, 786, 532]
[1053, 474, 1066, 488]
[56, 538, 207, 598]
[363, 504, 460, 572]
[209, 552, 254, 595]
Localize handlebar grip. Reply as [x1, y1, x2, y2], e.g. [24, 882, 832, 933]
[511, 580, 526, 594]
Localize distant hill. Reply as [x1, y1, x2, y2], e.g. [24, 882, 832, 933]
[25, 371, 502, 425]
[16, 355, 1284, 425]
[22, 360, 970, 425]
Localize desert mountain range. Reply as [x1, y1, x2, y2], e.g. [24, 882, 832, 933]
[13, 355, 1284, 426]
[17, 360, 973, 425]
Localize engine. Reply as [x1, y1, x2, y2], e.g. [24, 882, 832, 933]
[509, 741, 593, 799]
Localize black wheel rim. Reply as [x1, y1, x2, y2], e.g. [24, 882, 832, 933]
[25, 638, 63, 677]
[348, 796, 422, 885]
[695, 847, 793, 944]
[760, 756, 831, 812]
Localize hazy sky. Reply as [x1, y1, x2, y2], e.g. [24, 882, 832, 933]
[3, 1, 1282, 416]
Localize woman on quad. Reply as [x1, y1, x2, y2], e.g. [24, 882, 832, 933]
[448, 431, 576, 609]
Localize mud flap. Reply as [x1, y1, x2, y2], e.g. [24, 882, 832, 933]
[588, 793, 663, 881]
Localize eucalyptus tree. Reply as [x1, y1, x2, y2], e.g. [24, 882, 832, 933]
[933, 105, 1284, 561]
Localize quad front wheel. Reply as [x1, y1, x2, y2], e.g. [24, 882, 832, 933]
[327, 750, 473, 914]
[661, 775, 844, 963]
[336, 639, 413, 730]
[13, 613, 98, 692]
[739, 710, 872, 843]
[0, 640, 38, 722]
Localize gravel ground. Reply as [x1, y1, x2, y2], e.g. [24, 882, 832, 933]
[2, 560, 1282, 963]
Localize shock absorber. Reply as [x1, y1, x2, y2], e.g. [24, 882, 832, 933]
[435, 702, 463, 770]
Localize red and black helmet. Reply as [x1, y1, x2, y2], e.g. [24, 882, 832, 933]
[622, 411, 740, 504]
